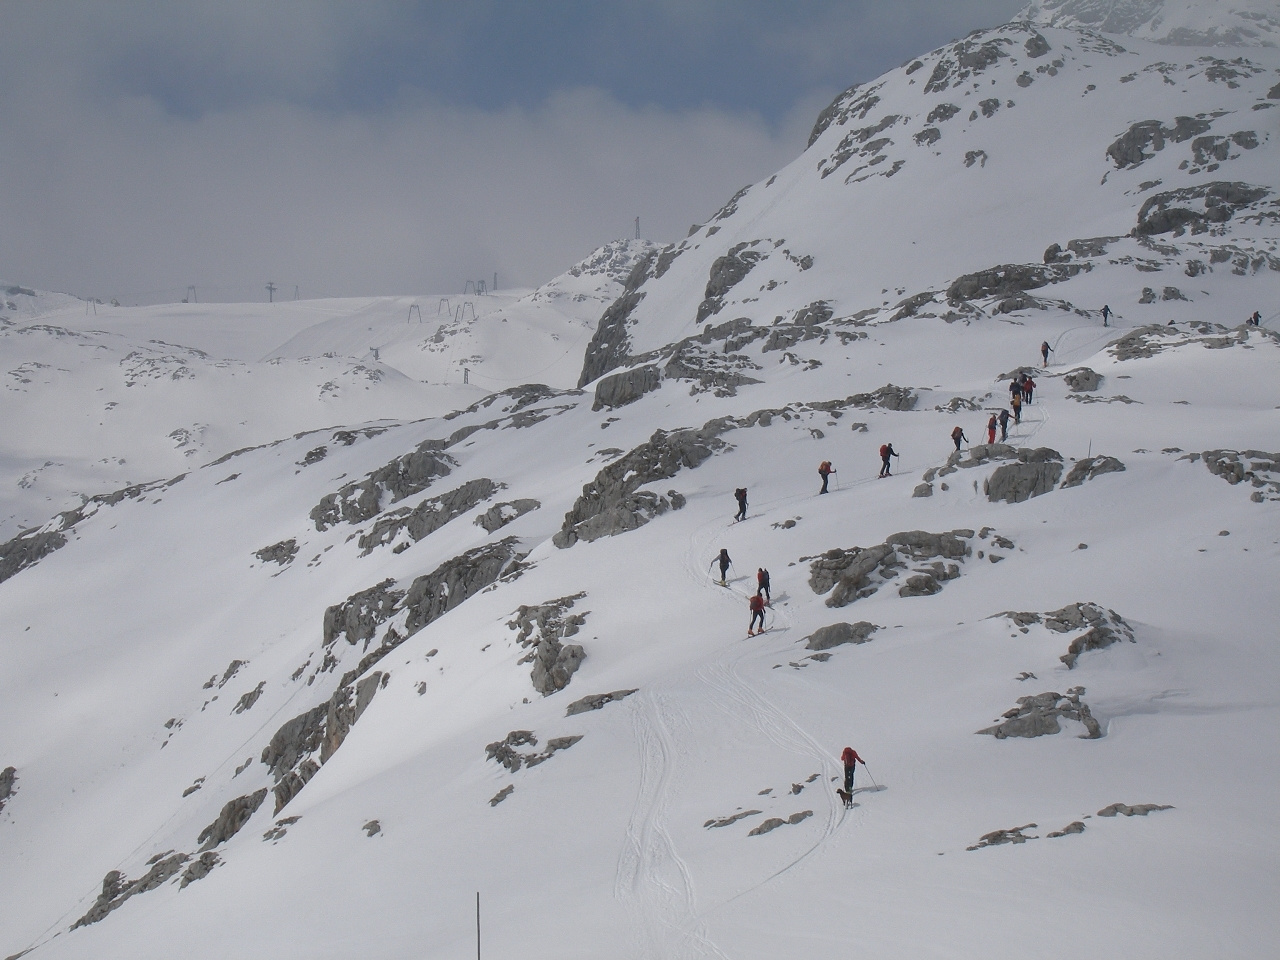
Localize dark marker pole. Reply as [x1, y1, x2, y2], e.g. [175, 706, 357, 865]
[476, 891, 481, 960]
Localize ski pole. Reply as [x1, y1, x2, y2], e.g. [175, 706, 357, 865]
[863, 765, 879, 789]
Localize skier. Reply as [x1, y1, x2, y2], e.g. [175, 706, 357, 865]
[714, 548, 732, 585]
[1023, 375, 1036, 405]
[998, 408, 1011, 442]
[818, 460, 834, 494]
[757, 567, 771, 603]
[734, 487, 748, 522]
[986, 413, 997, 445]
[951, 425, 968, 452]
[1011, 392, 1022, 425]
[879, 443, 897, 478]
[840, 745, 865, 793]
[1249, 310, 1262, 326]
[748, 592, 766, 636]
[1101, 304, 1112, 326]
[1041, 340, 1052, 366]
[1009, 377, 1022, 401]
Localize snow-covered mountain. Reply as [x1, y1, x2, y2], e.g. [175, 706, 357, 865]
[3, 2, 1278, 958]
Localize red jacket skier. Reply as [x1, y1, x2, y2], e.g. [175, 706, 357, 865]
[986, 413, 997, 444]
[748, 593, 766, 635]
[840, 746, 864, 792]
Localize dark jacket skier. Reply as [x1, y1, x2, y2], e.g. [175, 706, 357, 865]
[734, 487, 748, 522]
[1101, 304, 1112, 326]
[998, 408, 1011, 441]
[716, 549, 732, 584]
[951, 426, 967, 452]
[879, 443, 897, 478]
[1041, 340, 1051, 365]
[757, 567, 771, 603]
[818, 460, 834, 494]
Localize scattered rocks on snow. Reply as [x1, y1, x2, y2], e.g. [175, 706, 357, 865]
[310, 442, 458, 530]
[946, 262, 1087, 305]
[748, 810, 813, 836]
[1133, 181, 1270, 237]
[485, 731, 583, 772]
[984, 449, 1064, 503]
[565, 689, 638, 716]
[489, 785, 514, 806]
[1182, 449, 1280, 501]
[967, 823, 1037, 850]
[362, 820, 381, 837]
[254, 539, 297, 566]
[73, 853, 192, 928]
[262, 816, 301, 842]
[1097, 802, 1173, 817]
[197, 788, 269, 851]
[807, 529, 981, 607]
[1047, 821, 1086, 838]
[978, 686, 1102, 739]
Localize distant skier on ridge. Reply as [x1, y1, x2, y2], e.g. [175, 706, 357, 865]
[879, 443, 897, 478]
[1041, 340, 1052, 366]
[734, 487, 748, 522]
[987, 413, 998, 445]
[951, 425, 968, 452]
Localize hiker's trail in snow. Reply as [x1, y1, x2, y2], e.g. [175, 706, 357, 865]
[615, 688, 730, 960]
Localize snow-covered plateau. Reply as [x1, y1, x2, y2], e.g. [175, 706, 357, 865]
[2, 2, 1278, 957]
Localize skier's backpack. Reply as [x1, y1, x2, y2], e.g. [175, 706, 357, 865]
[879, 444, 889, 458]
[735, 487, 746, 499]
[819, 460, 831, 474]
[952, 426, 963, 439]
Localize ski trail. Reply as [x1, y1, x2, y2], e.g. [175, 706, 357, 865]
[615, 689, 730, 960]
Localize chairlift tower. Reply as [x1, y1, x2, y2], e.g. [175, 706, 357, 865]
[266, 282, 277, 303]
[186, 285, 197, 303]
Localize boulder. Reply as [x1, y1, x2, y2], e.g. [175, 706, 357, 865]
[803, 622, 878, 651]
[1060, 456, 1125, 489]
[592, 364, 662, 411]
[1063, 367, 1101, 391]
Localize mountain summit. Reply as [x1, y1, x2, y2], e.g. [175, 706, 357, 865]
[1019, 0, 1280, 45]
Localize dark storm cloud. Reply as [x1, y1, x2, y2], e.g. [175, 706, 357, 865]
[0, 1, 1026, 301]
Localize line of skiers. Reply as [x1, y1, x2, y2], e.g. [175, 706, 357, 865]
[710, 549, 772, 635]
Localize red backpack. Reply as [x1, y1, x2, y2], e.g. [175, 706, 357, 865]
[879, 444, 888, 458]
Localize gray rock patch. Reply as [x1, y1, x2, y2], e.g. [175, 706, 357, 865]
[967, 823, 1037, 850]
[198, 788, 269, 850]
[804, 622, 878, 651]
[1097, 802, 1173, 817]
[565, 689, 638, 716]
[978, 687, 1102, 739]
[0, 766, 16, 814]
[358, 478, 500, 554]
[1060, 456, 1126, 489]
[474, 499, 540, 533]
[254, 539, 297, 566]
[705, 810, 762, 829]
[748, 810, 813, 836]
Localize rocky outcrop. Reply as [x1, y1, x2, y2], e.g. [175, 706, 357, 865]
[807, 529, 980, 607]
[1107, 116, 1213, 168]
[254, 539, 297, 565]
[474, 499, 540, 533]
[1183, 449, 1280, 501]
[592, 364, 662, 411]
[261, 706, 327, 813]
[565, 689, 638, 716]
[1063, 367, 1101, 391]
[555, 425, 728, 548]
[1047, 821, 1085, 839]
[197, 789, 269, 851]
[966, 823, 1037, 851]
[704, 810, 763, 829]
[978, 686, 1102, 739]
[1097, 802, 1173, 817]
[310, 441, 458, 530]
[178, 851, 220, 889]
[748, 810, 813, 836]
[803, 622, 878, 651]
[696, 242, 766, 322]
[403, 538, 528, 635]
[1060, 456, 1126, 489]
[984, 449, 1064, 503]
[1133, 181, 1270, 237]
[0, 766, 16, 813]
[323, 580, 403, 648]
[73, 853, 191, 928]
[946, 262, 1086, 304]
[357, 478, 500, 554]
[509, 593, 589, 696]
[999, 602, 1135, 668]
[578, 252, 657, 387]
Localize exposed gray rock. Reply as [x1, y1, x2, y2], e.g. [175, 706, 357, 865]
[1060, 456, 1126, 488]
[804, 622, 878, 651]
[592, 364, 662, 411]
[485, 731, 582, 772]
[1134, 181, 1270, 237]
[403, 538, 528, 635]
[578, 251, 657, 387]
[357, 478, 500, 554]
[912, 482, 934, 498]
[489, 785, 514, 806]
[807, 529, 978, 607]
[73, 853, 191, 928]
[946, 262, 1086, 304]
[261, 706, 326, 813]
[1184, 449, 1280, 501]
[474, 499, 540, 533]
[704, 810, 762, 828]
[1046, 821, 1085, 839]
[565, 689, 638, 716]
[966, 823, 1037, 850]
[0, 766, 16, 813]
[1107, 116, 1213, 168]
[178, 851, 219, 889]
[362, 820, 381, 837]
[748, 810, 812, 836]
[198, 788, 269, 850]
[555, 425, 728, 548]
[984, 449, 1064, 503]
[978, 687, 1102, 739]
[323, 579, 403, 647]
[1063, 367, 1101, 391]
[321, 673, 385, 764]
[254, 539, 297, 565]
[510, 594, 589, 696]
[232, 682, 265, 714]
[1097, 802, 1173, 817]
[310, 441, 458, 530]
[696, 242, 766, 322]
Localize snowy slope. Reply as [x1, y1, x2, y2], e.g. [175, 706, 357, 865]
[2, 3, 1279, 959]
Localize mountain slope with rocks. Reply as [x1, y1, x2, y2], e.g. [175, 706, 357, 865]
[2, 3, 1277, 958]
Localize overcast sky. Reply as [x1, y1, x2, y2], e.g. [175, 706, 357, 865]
[0, 1, 1027, 303]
